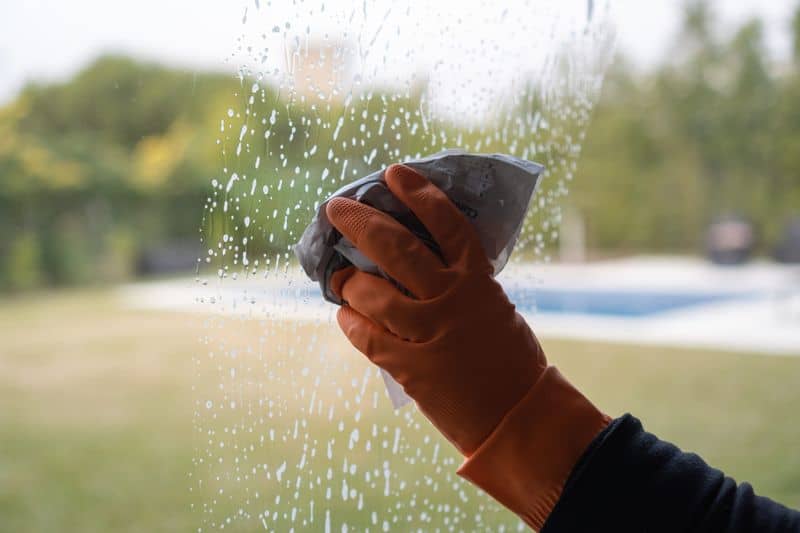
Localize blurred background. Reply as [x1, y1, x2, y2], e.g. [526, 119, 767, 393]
[2, 0, 800, 288]
[1, 0, 799, 531]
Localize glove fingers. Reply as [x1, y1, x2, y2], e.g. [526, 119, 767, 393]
[329, 265, 358, 300]
[335, 306, 416, 388]
[384, 164, 487, 268]
[338, 270, 437, 342]
[326, 197, 447, 299]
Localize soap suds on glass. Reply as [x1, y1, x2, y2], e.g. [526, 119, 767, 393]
[192, 0, 615, 530]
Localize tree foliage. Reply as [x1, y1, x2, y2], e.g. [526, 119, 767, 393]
[572, 0, 800, 252]
[1, 1, 799, 290]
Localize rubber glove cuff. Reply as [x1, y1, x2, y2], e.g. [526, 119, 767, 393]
[457, 366, 611, 531]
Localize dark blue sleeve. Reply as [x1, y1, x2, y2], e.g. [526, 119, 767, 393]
[542, 415, 800, 533]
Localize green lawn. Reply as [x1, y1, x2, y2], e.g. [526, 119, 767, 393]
[1, 288, 798, 532]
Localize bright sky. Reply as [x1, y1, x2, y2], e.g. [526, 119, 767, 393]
[0, 0, 797, 105]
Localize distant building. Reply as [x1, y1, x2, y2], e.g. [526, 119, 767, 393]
[291, 40, 354, 102]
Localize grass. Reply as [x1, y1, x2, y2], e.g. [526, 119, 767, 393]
[0, 288, 799, 532]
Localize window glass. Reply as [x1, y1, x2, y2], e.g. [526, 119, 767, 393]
[195, 1, 615, 530]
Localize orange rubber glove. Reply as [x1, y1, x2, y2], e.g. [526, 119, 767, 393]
[326, 163, 610, 530]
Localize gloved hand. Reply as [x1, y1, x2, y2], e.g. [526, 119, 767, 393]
[326, 163, 609, 530]
[327, 163, 546, 455]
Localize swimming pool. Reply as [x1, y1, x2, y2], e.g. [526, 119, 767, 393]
[506, 288, 750, 317]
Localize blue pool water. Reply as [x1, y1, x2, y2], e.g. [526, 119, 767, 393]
[506, 288, 748, 318]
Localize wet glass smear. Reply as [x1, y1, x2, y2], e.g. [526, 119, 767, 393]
[193, 1, 616, 530]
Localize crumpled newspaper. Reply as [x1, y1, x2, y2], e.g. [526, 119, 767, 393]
[294, 149, 544, 408]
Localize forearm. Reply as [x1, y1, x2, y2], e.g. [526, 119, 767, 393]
[543, 415, 800, 532]
[459, 367, 800, 533]
[460, 379, 800, 533]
